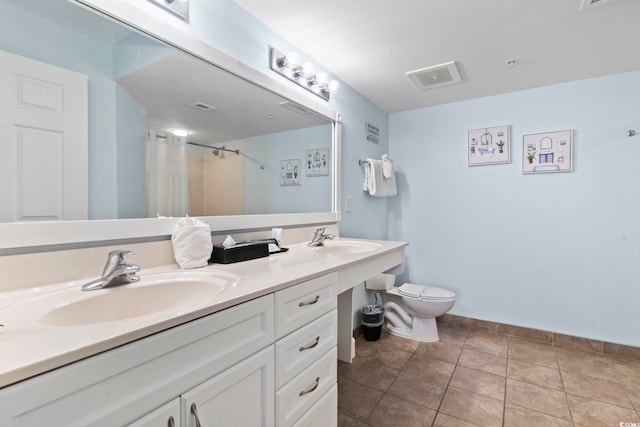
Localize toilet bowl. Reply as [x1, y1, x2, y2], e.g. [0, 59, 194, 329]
[365, 275, 456, 342]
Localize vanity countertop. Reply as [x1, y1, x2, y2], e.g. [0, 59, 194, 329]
[0, 238, 406, 389]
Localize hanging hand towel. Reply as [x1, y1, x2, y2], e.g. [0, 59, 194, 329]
[367, 159, 386, 197]
[381, 154, 397, 196]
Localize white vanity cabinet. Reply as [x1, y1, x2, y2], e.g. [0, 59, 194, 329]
[0, 295, 274, 427]
[180, 346, 274, 427]
[274, 273, 338, 427]
[127, 399, 180, 427]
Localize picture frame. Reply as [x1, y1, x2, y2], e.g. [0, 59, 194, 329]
[522, 130, 573, 174]
[280, 159, 301, 185]
[305, 148, 330, 176]
[468, 125, 510, 166]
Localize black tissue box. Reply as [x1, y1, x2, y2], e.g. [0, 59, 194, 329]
[209, 242, 269, 264]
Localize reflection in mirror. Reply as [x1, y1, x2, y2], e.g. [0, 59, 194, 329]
[0, 0, 334, 223]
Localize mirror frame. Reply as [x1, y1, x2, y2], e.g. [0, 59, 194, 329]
[0, 0, 342, 250]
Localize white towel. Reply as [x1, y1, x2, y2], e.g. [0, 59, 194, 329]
[381, 154, 394, 178]
[366, 159, 386, 197]
[381, 154, 397, 196]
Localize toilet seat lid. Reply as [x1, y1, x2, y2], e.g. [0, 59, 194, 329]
[398, 283, 455, 299]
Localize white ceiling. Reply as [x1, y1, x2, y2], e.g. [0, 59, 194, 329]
[233, 0, 640, 113]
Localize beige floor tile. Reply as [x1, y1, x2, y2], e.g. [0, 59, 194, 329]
[386, 371, 447, 410]
[622, 383, 640, 412]
[458, 348, 507, 376]
[562, 369, 634, 409]
[449, 365, 506, 401]
[439, 386, 503, 427]
[555, 346, 623, 383]
[503, 403, 573, 427]
[438, 321, 470, 338]
[464, 329, 508, 357]
[403, 353, 456, 385]
[377, 329, 421, 353]
[507, 358, 563, 390]
[338, 413, 372, 427]
[338, 377, 384, 421]
[415, 339, 463, 364]
[508, 336, 558, 368]
[356, 347, 413, 371]
[506, 378, 571, 420]
[567, 394, 640, 427]
[338, 359, 399, 392]
[607, 355, 640, 387]
[366, 394, 436, 427]
[433, 412, 482, 427]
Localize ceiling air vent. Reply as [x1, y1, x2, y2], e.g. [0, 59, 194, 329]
[279, 101, 311, 115]
[406, 61, 463, 91]
[189, 101, 216, 111]
[580, 0, 620, 11]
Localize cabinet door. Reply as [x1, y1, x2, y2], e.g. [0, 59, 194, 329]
[181, 346, 274, 427]
[127, 399, 180, 427]
[291, 384, 337, 427]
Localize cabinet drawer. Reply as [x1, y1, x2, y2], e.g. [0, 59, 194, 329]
[291, 384, 337, 427]
[275, 310, 337, 388]
[275, 273, 337, 339]
[275, 347, 337, 427]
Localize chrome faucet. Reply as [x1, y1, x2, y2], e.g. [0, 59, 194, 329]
[81, 250, 140, 291]
[307, 227, 335, 247]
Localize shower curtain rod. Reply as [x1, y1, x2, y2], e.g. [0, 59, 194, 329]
[185, 141, 240, 155]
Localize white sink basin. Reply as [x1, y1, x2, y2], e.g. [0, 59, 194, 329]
[2, 270, 239, 328]
[312, 240, 382, 255]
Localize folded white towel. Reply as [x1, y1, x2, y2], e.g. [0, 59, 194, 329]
[381, 154, 394, 178]
[171, 217, 213, 269]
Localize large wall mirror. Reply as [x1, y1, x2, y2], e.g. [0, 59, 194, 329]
[0, 0, 340, 249]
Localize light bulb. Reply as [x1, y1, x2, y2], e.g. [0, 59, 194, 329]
[172, 129, 188, 137]
[315, 73, 328, 86]
[328, 80, 340, 93]
[301, 62, 314, 77]
[284, 52, 298, 68]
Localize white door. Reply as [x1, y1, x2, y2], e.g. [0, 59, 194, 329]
[0, 49, 88, 222]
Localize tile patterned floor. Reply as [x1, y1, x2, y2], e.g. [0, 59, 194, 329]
[337, 322, 640, 427]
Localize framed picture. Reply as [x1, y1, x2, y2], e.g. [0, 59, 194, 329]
[305, 148, 329, 176]
[468, 125, 510, 166]
[522, 130, 573, 174]
[280, 159, 301, 185]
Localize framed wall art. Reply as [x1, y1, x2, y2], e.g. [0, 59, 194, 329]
[522, 130, 573, 174]
[468, 125, 510, 166]
[305, 148, 329, 176]
[280, 159, 301, 185]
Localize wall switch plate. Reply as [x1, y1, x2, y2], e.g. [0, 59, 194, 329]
[345, 196, 352, 212]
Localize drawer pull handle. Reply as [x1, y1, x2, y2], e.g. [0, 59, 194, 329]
[299, 336, 321, 352]
[191, 403, 203, 427]
[298, 295, 320, 307]
[168, 416, 175, 427]
[299, 377, 320, 396]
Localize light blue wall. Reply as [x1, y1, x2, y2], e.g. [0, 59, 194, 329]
[232, 125, 333, 214]
[116, 86, 147, 219]
[388, 70, 640, 346]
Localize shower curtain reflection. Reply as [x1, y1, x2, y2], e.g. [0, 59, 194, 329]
[146, 130, 189, 217]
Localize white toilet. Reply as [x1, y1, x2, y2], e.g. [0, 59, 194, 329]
[365, 274, 456, 342]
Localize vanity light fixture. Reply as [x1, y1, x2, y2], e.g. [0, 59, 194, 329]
[172, 129, 189, 137]
[147, 0, 189, 21]
[269, 47, 339, 101]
